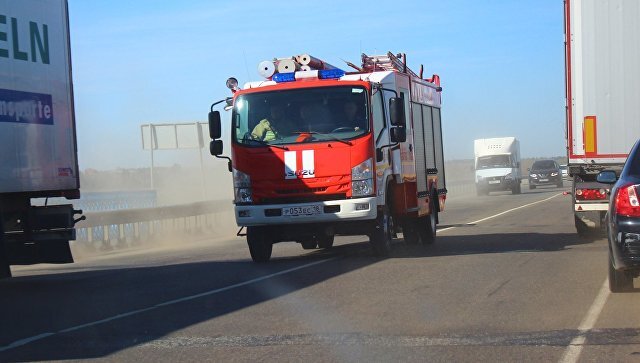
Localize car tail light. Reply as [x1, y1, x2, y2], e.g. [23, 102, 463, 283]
[575, 188, 608, 200]
[615, 183, 640, 217]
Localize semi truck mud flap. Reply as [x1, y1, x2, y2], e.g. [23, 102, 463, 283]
[6, 239, 73, 265]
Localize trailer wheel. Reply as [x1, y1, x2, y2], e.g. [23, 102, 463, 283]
[0, 217, 11, 279]
[574, 215, 590, 237]
[0, 249, 10, 279]
[369, 204, 393, 257]
[609, 251, 634, 292]
[317, 235, 334, 249]
[511, 182, 521, 195]
[300, 240, 318, 250]
[246, 226, 273, 262]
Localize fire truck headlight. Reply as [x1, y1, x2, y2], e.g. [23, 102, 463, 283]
[233, 168, 252, 203]
[352, 158, 373, 180]
[351, 158, 373, 197]
[233, 168, 251, 188]
[235, 188, 253, 204]
[352, 180, 373, 197]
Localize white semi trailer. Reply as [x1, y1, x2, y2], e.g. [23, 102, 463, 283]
[564, 0, 640, 235]
[0, 0, 82, 278]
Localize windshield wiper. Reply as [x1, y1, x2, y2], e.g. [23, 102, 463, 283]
[243, 138, 288, 150]
[291, 131, 352, 146]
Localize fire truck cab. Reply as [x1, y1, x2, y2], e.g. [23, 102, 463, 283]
[209, 52, 446, 262]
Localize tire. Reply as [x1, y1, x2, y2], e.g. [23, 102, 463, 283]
[369, 204, 394, 257]
[511, 182, 521, 195]
[300, 240, 318, 250]
[609, 252, 634, 292]
[317, 235, 334, 249]
[418, 199, 437, 245]
[246, 226, 273, 262]
[402, 219, 419, 245]
[574, 215, 591, 238]
[0, 252, 10, 279]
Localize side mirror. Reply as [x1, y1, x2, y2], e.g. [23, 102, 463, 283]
[389, 97, 406, 127]
[390, 127, 406, 143]
[596, 170, 617, 184]
[210, 140, 223, 156]
[208, 111, 221, 139]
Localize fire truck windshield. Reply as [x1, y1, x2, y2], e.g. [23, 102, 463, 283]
[232, 86, 369, 146]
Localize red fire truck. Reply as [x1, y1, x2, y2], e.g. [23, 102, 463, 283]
[208, 52, 446, 262]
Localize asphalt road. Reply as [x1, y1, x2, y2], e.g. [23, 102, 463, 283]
[1, 185, 640, 362]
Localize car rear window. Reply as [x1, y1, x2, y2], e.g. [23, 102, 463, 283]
[627, 142, 640, 175]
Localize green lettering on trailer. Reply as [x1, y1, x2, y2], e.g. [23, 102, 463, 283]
[0, 15, 7, 58]
[0, 15, 50, 64]
[29, 21, 49, 64]
[11, 17, 28, 61]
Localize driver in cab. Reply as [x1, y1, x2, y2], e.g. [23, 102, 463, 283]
[251, 104, 291, 141]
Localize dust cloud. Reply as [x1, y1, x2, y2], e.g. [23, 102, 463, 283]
[71, 148, 238, 259]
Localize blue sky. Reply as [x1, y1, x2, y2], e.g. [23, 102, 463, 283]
[68, 0, 566, 170]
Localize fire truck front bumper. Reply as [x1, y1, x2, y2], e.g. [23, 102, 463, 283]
[234, 197, 377, 226]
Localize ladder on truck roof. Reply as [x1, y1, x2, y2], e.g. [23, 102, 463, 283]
[361, 52, 420, 78]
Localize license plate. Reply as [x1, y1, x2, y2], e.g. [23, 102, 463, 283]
[282, 205, 321, 216]
[539, 178, 549, 182]
[488, 180, 500, 184]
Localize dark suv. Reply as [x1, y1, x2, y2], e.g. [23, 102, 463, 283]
[528, 160, 563, 189]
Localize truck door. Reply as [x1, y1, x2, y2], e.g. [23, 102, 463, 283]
[372, 88, 391, 203]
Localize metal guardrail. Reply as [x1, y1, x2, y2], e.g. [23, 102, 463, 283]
[73, 200, 233, 247]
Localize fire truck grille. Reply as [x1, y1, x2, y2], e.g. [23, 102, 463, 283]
[259, 193, 347, 205]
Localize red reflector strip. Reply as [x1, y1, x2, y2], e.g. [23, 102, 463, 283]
[575, 188, 608, 200]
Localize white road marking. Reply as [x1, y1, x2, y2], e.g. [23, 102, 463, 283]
[0, 257, 336, 353]
[438, 193, 562, 234]
[559, 279, 610, 363]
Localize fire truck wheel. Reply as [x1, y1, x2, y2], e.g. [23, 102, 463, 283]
[317, 235, 334, 249]
[402, 220, 419, 245]
[246, 226, 273, 262]
[420, 201, 437, 245]
[369, 204, 393, 257]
